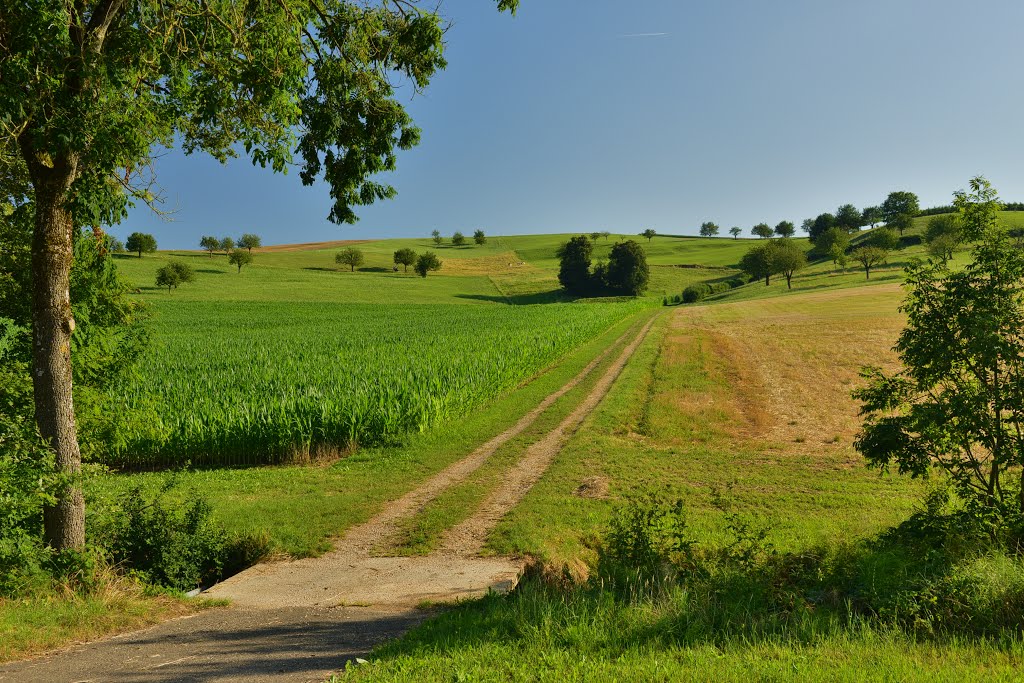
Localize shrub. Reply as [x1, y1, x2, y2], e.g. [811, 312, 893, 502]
[597, 494, 693, 586]
[95, 481, 231, 591]
[415, 251, 442, 278]
[604, 240, 649, 296]
[682, 284, 709, 303]
[155, 261, 195, 292]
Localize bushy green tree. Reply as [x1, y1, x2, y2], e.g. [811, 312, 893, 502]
[699, 222, 719, 237]
[862, 206, 882, 228]
[604, 240, 649, 296]
[881, 191, 920, 235]
[415, 251, 442, 278]
[393, 248, 417, 273]
[237, 233, 262, 253]
[557, 235, 594, 295]
[923, 214, 962, 261]
[641, 228, 657, 242]
[155, 261, 195, 291]
[774, 221, 795, 238]
[855, 177, 1024, 521]
[126, 232, 157, 258]
[473, 229, 486, 245]
[2, 0, 517, 548]
[219, 236, 235, 254]
[835, 203, 862, 232]
[816, 227, 851, 270]
[452, 231, 466, 246]
[335, 247, 365, 272]
[199, 235, 219, 257]
[228, 249, 253, 272]
[739, 241, 778, 285]
[431, 229, 442, 245]
[772, 240, 807, 289]
[850, 246, 887, 279]
[807, 213, 836, 243]
[729, 226, 742, 239]
[751, 223, 773, 239]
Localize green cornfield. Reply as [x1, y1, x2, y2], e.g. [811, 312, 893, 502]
[106, 301, 642, 468]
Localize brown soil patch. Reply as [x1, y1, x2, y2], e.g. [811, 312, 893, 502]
[438, 250, 543, 277]
[669, 285, 905, 460]
[573, 476, 610, 500]
[258, 239, 370, 252]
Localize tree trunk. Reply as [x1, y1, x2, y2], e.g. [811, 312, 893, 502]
[31, 178, 86, 550]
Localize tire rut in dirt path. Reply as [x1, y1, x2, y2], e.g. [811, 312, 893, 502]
[203, 315, 653, 609]
[437, 314, 657, 556]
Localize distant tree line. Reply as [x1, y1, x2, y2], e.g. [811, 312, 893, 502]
[430, 229, 487, 246]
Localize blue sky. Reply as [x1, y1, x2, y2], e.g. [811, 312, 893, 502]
[124, 0, 1024, 249]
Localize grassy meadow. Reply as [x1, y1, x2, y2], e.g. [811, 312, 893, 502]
[13, 215, 1024, 675]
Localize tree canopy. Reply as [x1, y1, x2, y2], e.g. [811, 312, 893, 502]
[855, 177, 1024, 522]
[393, 247, 417, 273]
[415, 251, 442, 278]
[881, 191, 920, 235]
[1, 0, 517, 549]
[604, 240, 649, 296]
[335, 247, 364, 272]
[557, 235, 593, 295]
[699, 222, 719, 237]
[228, 249, 253, 272]
[774, 221, 795, 238]
[729, 227, 742, 239]
[238, 234, 262, 252]
[751, 223, 773, 239]
[125, 232, 156, 257]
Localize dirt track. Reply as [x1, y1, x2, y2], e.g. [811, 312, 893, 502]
[0, 314, 656, 682]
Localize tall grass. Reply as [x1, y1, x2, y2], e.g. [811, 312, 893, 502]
[107, 301, 643, 468]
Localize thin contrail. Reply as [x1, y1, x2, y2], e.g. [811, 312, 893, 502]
[621, 32, 669, 38]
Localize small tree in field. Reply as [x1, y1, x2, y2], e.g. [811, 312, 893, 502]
[557, 235, 594, 295]
[415, 251, 442, 277]
[229, 249, 253, 272]
[699, 222, 719, 237]
[739, 241, 778, 285]
[729, 226, 742, 239]
[772, 240, 807, 290]
[881, 190, 920, 235]
[200, 235, 219, 257]
[751, 223, 773, 239]
[850, 246, 887, 279]
[601, 230, 611, 241]
[154, 261, 195, 292]
[817, 227, 851, 271]
[238, 233, 262, 252]
[432, 229, 442, 245]
[474, 229, 487, 245]
[641, 228, 657, 242]
[774, 220, 796, 238]
[452, 231, 466, 246]
[855, 177, 1024, 522]
[590, 231, 601, 242]
[219, 236, 235, 255]
[126, 232, 157, 258]
[394, 248, 417, 273]
[336, 247, 365, 272]
[604, 240, 650, 296]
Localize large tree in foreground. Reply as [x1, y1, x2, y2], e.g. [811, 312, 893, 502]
[0, 0, 517, 550]
[855, 177, 1024, 519]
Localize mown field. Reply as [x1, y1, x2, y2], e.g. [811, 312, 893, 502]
[334, 279, 1024, 682]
